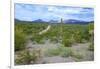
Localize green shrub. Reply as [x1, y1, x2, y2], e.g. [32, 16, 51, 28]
[45, 48, 60, 57]
[60, 47, 73, 57]
[15, 50, 38, 65]
[72, 52, 83, 59]
[31, 34, 45, 44]
[74, 31, 81, 43]
[45, 46, 73, 57]
[62, 39, 72, 47]
[15, 29, 27, 51]
[88, 42, 94, 51]
[50, 36, 59, 43]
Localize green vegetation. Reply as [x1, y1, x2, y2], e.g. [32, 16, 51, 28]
[62, 39, 73, 47]
[88, 42, 94, 51]
[15, 22, 94, 51]
[45, 46, 83, 59]
[15, 23, 93, 45]
[71, 52, 83, 59]
[15, 50, 36, 65]
[88, 23, 94, 51]
[15, 50, 41, 65]
[60, 47, 73, 57]
[15, 28, 27, 51]
[15, 21, 94, 65]
[45, 46, 73, 57]
[45, 48, 61, 56]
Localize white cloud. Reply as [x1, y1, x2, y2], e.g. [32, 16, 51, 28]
[15, 3, 94, 21]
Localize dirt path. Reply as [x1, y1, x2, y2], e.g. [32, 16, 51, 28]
[39, 25, 51, 35]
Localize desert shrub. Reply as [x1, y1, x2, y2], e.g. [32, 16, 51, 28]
[15, 50, 38, 65]
[88, 42, 94, 51]
[88, 23, 94, 51]
[62, 39, 72, 47]
[61, 46, 83, 59]
[45, 46, 73, 57]
[88, 23, 94, 31]
[82, 29, 90, 41]
[31, 34, 45, 44]
[50, 36, 59, 43]
[15, 29, 27, 51]
[74, 31, 83, 43]
[72, 52, 83, 59]
[59, 46, 83, 59]
[45, 48, 60, 57]
[60, 47, 73, 57]
[15, 50, 31, 65]
[88, 23, 94, 41]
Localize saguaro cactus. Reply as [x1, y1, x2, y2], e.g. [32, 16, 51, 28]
[60, 18, 63, 43]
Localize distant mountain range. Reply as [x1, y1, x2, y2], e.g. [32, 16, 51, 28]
[32, 19, 59, 23]
[64, 19, 94, 24]
[33, 19, 48, 23]
[15, 19, 94, 24]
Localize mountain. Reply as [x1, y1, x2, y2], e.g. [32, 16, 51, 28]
[15, 19, 33, 24]
[64, 19, 93, 24]
[15, 18, 94, 24]
[15, 19, 21, 23]
[32, 19, 47, 23]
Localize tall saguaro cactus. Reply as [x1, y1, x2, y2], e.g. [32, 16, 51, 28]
[60, 18, 63, 43]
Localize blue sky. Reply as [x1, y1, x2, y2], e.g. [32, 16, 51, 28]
[15, 3, 94, 22]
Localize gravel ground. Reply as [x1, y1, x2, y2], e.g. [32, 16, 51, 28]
[22, 40, 94, 64]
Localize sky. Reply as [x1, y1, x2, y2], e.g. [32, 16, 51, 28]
[15, 3, 94, 22]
